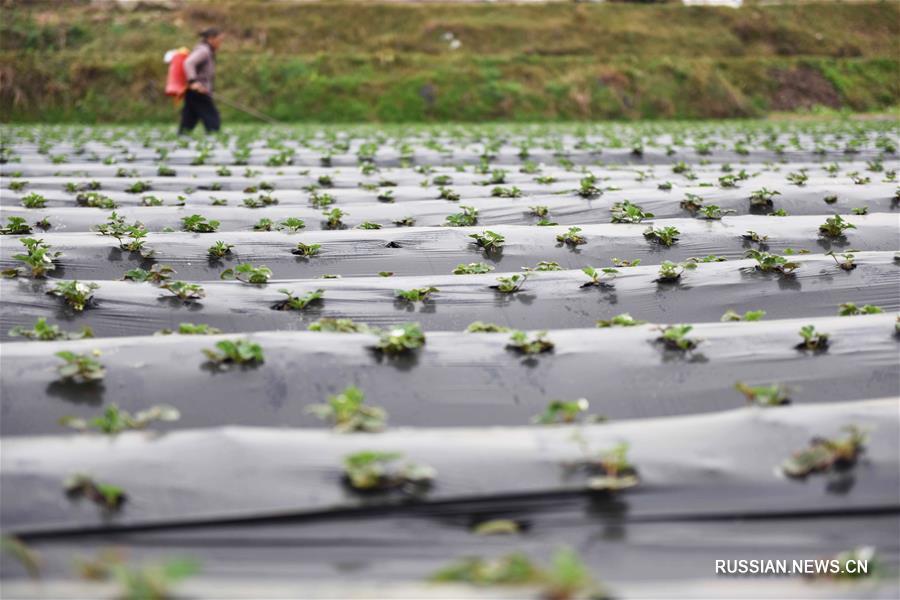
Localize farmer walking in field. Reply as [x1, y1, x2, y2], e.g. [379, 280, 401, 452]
[177, 28, 224, 134]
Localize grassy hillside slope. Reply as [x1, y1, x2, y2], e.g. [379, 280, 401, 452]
[1, 0, 898, 122]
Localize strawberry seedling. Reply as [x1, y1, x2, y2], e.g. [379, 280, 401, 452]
[611, 257, 641, 268]
[9, 317, 93, 341]
[207, 241, 234, 258]
[577, 174, 602, 198]
[393, 216, 416, 227]
[797, 325, 829, 352]
[20, 193, 47, 209]
[529, 205, 549, 218]
[160, 280, 205, 302]
[452, 262, 494, 275]
[156, 322, 222, 335]
[597, 313, 646, 328]
[64, 474, 125, 511]
[720, 309, 766, 322]
[438, 186, 460, 201]
[358, 221, 383, 230]
[308, 318, 371, 333]
[469, 230, 505, 251]
[181, 214, 220, 233]
[826, 250, 857, 271]
[745, 249, 799, 274]
[556, 226, 586, 246]
[568, 439, 639, 492]
[292, 242, 321, 257]
[838, 302, 883, 316]
[253, 218, 274, 231]
[507, 330, 554, 355]
[395, 287, 439, 302]
[530, 261, 561, 271]
[273, 288, 324, 310]
[203, 339, 264, 366]
[643, 226, 679, 247]
[533, 398, 590, 424]
[446, 205, 478, 227]
[492, 273, 528, 294]
[123, 264, 174, 284]
[466, 321, 511, 333]
[491, 186, 522, 198]
[76, 192, 118, 209]
[342, 451, 435, 493]
[60, 403, 180, 434]
[47, 280, 99, 311]
[655, 260, 696, 283]
[818, 215, 855, 238]
[610, 200, 653, 224]
[0, 216, 32, 234]
[307, 385, 386, 433]
[56, 350, 105, 383]
[374, 323, 426, 354]
[322, 207, 347, 230]
[781, 426, 867, 478]
[581, 266, 618, 287]
[735, 382, 790, 406]
[656, 325, 700, 351]
[696, 204, 734, 220]
[6, 237, 60, 278]
[221, 263, 273, 284]
[680, 193, 703, 213]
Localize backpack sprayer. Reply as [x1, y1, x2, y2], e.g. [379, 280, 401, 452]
[164, 48, 279, 125]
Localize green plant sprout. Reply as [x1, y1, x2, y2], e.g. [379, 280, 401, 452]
[203, 339, 264, 366]
[786, 170, 808, 186]
[596, 313, 646, 328]
[273, 288, 324, 311]
[64, 475, 125, 510]
[55, 350, 105, 383]
[507, 330, 554, 355]
[680, 193, 703, 213]
[611, 257, 641, 268]
[253, 218, 275, 231]
[656, 325, 700, 351]
[610, 200, 653, 224]
[5, 237, 60, 278]
[470, 230, 505, 251]
[291, 241, 321, 257]
[556, 226, 586, 246]
[438, 186, 460, 201]
[123, 264, 174, 284]
[76, 552, 199, 600]
[826, 250, 857, 271]
[160, 280, 205, 302]
[529, 205, 549, 218]
[569, 438, 640, 492]
[838, 302, 883, 316]
[491, 186, 522, 198]
[308, 318, 371, 333]
[530, 261, 562, 271]
[47, 280, 99, 311]
[1, 216, 32, 234]
[221, 263, 273, 284]
[76, 192, 118, 209]
[60, 404, 180, 434]
[393, 216, 416, 227]
[643, 225, 679, 247]
[466, 321, 511, 333]
[307, 385, 387, 433]
[742, 230, 769, 244]
[446, 205, 479, 226]
[697, 204, 734, 220]
[9, 317, 93, 341]
[20, 193, 47, 209]
[375, 323, 426, 354]
[493, 273, 529, 293]
[208, 241, 234, 258]
[818, 215, 855, 238]
[533, 398, 590, 425]
[156, 322, 222, 335]
[577, 174, 602, 198]
[342, 451, 435, 492]
[453, 262, 494, 275]
[581, 266, 618, 287]
[781, 426, 867, 478]
[323, 207, 347, 229]
[797, 325, 829, 351]
[745, 249, 800, 274]
[721, 309, 766, 322]
[735, 382, 790, 406]
[395, 287, 439, 302]
[749, 188, 781, 208]
[180, 214, 219, 233]
[655, 260, 696, 282]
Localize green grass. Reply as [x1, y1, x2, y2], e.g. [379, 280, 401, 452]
[1, 1, 898, 122]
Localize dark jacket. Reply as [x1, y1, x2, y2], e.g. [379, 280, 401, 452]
[183, 42, 216, 94]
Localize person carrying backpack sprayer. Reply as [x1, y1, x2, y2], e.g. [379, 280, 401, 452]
[166, 28, 224, 134]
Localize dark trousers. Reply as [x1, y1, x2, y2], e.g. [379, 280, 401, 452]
[179, 90, 221, 134]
